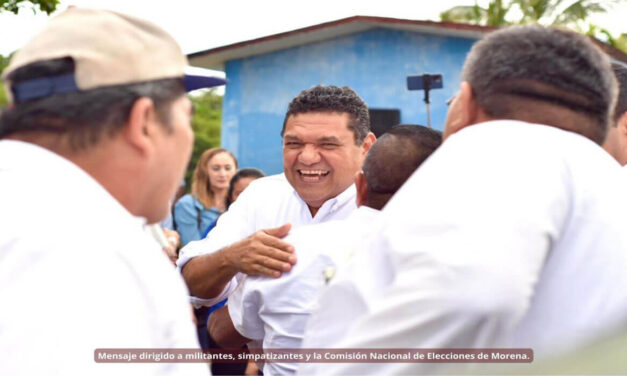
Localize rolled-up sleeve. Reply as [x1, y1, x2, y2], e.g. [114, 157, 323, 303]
[177, 187, 257, 305]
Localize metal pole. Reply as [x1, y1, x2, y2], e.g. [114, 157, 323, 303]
[426, 102, 431, 128]
[423, 78, 431, 128]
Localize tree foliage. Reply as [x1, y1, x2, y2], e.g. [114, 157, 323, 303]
[441, 0, 617, 27]
[0, 0, 59, 103]
[586, 27, 627, 53]
[440, 0, 626, 52]
[441, 0, 510, 26]
[0, 53, 9, 107]
[185, 90, 223, 190]
[1, 0, 59, 15]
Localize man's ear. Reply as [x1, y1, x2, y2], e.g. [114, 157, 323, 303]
[616, 111, 627, 165]
[360, 132, 376, 156]
[123, 97, 157, 156]
[617, 111, 627, 136]
[355, 171, 368, 207]
[443, 81, 481, 139]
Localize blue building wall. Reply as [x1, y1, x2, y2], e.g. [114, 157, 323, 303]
[222, 28, 476, 174]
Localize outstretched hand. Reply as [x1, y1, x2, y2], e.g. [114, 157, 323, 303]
[223, 223, 297, 278]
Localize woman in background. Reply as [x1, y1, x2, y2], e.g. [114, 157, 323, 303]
[174, 148, 237, 246]
[227, 168, 266, 207]
[204, 167, 265, 376]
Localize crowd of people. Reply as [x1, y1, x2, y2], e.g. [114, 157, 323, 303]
[1, 6, 627, 376]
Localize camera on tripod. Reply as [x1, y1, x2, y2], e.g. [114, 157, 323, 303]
[407, 74, 443, 128]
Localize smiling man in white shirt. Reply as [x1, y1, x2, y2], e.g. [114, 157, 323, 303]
[178, 86, 375, 307]
[322, 25, 627, 375]
[207, 125, 442, 375]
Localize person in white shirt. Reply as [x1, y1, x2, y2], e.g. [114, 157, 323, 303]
[321, 25, 627, 375]
[0, 8, 225, 375]
[178, 86, 376, 307]
[207, 125, 442, 375]
[603, 63, 627, 165]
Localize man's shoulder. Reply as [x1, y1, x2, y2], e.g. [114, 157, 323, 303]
[282, 215, 367, 268]
[285, 206, 376, 243]
[285, 223, 338, 256]
[5, 198, 179, 299]
[438, 120, 611, 174]
[456, 120, 599, 151]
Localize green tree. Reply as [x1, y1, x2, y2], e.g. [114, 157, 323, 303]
[517, 0, 615, 27]
[441, 0, 511, 26]
[440, 0, 616, 27]
[1, 0, 59, 15]
[0, 53, 10, 107]
[586, 26, 627, 53]
[0, 0, 59, 104]
[186, 90, 223, 190]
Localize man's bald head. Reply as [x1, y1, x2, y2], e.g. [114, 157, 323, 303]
[359, 125, 442, 210]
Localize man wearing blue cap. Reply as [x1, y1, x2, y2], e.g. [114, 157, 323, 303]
[0, 8, 223, 375]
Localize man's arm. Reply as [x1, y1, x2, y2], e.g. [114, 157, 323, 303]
[181, 224, 297, 299]
[208, 306, 251, 348]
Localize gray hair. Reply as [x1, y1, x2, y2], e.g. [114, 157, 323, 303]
[462, 25, 617, 145]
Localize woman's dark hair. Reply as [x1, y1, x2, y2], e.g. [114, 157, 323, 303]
[226, 168, 265, 208]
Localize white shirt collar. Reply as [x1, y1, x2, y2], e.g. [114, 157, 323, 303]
[287, 176, 357, 217]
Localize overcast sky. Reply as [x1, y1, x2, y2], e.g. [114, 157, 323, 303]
[1, 0, 625, 59]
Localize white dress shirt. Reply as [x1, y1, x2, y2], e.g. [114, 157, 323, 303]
[178, 173, 357, 306]
[319, 121, 627, 375]
[298, 209, 394, 369]
[0, 141, 208, 376]
[227, 206, 380, 376]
